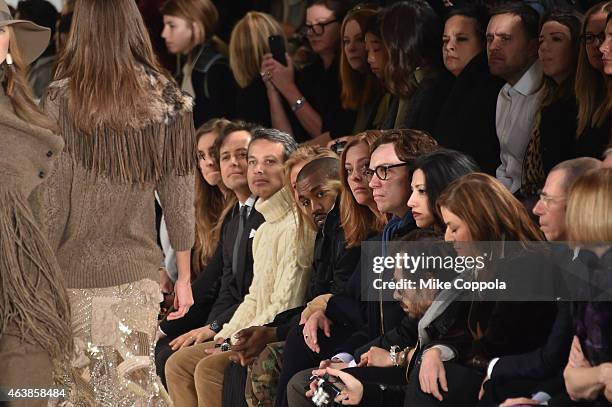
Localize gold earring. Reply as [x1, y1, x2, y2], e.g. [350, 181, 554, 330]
[6, 53, 13, 65]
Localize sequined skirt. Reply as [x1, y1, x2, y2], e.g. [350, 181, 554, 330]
[50, 278, 171, 407]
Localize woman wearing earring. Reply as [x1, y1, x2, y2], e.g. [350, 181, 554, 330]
[0, 2, 71, 406]
[31, 0, 195, 405]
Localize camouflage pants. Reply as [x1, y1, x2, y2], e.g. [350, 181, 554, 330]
[246, 341, 285, 407]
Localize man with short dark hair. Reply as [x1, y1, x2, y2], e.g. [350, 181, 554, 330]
[487, 2, 544, 194]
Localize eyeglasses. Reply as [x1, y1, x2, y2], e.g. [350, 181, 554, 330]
[582, 32, 605, 46]
[303, 19, 338, 36]
[537, 189, 566, 209]
[365, 162, 409, 181]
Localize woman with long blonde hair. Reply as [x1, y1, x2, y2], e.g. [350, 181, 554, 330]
[0, 3, 71, 404]
[563, 168, 612, 404]
[229, 11, 285, 126]
[32, 0, 196, 404]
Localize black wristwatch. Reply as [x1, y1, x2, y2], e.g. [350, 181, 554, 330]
[209, 320, 221, 333]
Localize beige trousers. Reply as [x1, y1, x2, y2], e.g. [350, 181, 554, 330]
[165, 341, 235, 407]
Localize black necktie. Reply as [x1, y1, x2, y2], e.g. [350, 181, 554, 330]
[232, 204, 248, 275]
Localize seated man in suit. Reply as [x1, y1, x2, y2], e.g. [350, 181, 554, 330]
[479, 157, 602, 406]
[165, 128, 316, 407]
[155, 121, 265, 386]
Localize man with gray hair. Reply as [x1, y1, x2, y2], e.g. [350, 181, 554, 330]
[479, 157, 601, 406]
[533, 157, 602, 242]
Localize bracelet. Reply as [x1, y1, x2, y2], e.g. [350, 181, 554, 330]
[389, 345, 401, 366]
[291, 96, 306, 112]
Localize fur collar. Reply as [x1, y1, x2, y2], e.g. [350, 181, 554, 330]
[46, 67, 196, 183]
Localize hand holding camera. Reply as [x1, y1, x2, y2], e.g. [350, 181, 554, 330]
[306, 367, 363, 406]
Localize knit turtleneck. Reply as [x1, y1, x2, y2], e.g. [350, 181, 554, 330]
[215, 185, 316, 340]
[255, 186, 293, 224]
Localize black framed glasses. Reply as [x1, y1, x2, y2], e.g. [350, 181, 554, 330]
[303, 19, 338, 36]
[365, 162, 409, 181]
[582, 32, 605, 45]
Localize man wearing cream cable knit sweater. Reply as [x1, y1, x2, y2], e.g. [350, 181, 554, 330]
[166, 128, 316, 407]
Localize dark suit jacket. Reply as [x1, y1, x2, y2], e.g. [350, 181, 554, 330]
[206, 202, 266, 326]
[491, 302, 572, 382]
[159, 205, 237, 337]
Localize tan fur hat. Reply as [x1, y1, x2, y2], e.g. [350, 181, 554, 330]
[0, 0, 51, 64]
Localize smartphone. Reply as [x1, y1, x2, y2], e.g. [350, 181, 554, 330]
[268, 35, 287, 66]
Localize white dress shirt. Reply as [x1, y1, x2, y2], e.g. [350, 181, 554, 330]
[495, 61, 544, 193]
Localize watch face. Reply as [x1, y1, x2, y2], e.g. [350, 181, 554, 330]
[210, 321, 220, 332]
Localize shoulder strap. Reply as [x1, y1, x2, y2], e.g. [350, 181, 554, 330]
[202, 54, 226, 99]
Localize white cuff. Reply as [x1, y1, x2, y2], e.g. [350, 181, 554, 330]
[487, 357, 500, 380]
[531, 391, 551, 404]
[332, 352, 355, 366]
